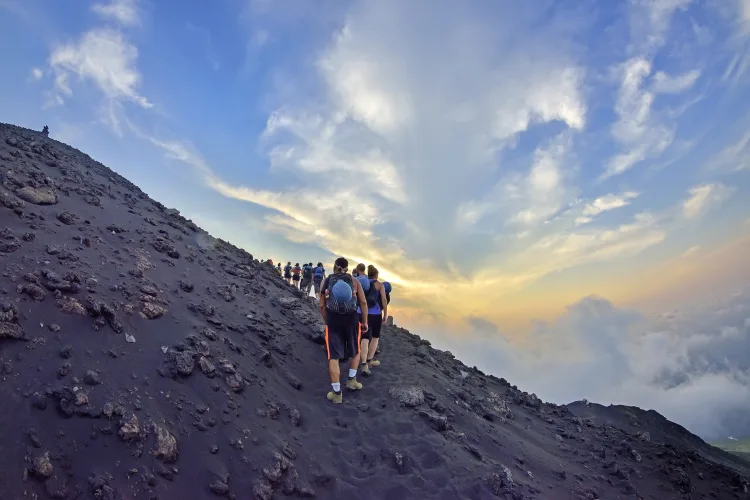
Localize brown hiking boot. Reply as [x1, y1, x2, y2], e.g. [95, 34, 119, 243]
[346, 378, 363, 391]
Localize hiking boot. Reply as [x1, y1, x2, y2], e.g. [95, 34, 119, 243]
[346, 378, 363, 391]
[327, 391, 343, 404]
[361, 364, 372, 377]
[368, 359, 381, 367]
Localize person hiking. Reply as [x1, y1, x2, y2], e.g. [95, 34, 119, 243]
[276, 263, 282, 276]
[292, 263, 302, 289]
[301, 262, 314, 296]
[358, 265, 388, 376]
[313, 262, 326, 298]
[320, 257, 369, 404]
[352, 263, 366, 278]
[42, 125, 49, 137]
[283, 262, 293, 284]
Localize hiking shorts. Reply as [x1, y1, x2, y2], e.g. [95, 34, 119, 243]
[313, 279, 322, 294]
[293, 275, 300, 281]
[325, 312, 360, 360]
[360, 314, 383, 341]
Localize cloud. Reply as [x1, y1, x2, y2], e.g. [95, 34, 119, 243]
[244, 0, 590, 283]
[91, 0, 140, 27]
[681, 245, 701, 258]
[437, 290, 750, 440]
[28, 67, 43, 81]
[46, 28, 151, 110]
[602, 57, 686, 180]
[713, 130, 750, 172]
[511, 135, 574, 225]
[651, 69, 701, 94]
[575, 191, 640, 225]
[682, 183, 733, 219]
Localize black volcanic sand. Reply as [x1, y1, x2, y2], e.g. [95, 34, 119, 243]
[0, 122, 748, 500]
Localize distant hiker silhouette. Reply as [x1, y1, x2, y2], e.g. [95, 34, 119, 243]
[42, 125, 49, 137]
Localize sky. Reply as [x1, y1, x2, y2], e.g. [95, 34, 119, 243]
[1, 0, 750, 439]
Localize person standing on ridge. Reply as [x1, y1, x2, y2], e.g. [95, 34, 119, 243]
[292, 263, 302, 289]
[313, 262, 326, 298]
[358, 265, 388, 375]
[301, 262, 313, 296]
[276, 263, 282, 276]
[320, 257, 368, 404]
[283, 262, 293, 285]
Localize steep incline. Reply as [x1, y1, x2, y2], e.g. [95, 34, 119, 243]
[0, 123, 748, 499]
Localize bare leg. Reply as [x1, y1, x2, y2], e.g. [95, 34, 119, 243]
[360, 338, 370, 363]
[349, 353, 360, 372]
[368, 337, 379, 361]
[328, 359, 340, 384]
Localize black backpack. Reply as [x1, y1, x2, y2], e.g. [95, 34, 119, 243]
[325, 274, 357, 314]
[303, 266, 313, 279]
[365, 280, 380, 308]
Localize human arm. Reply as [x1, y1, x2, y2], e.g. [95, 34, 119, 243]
[319, 279, 328, 323]
[355, 280, 369, 332]
[379, 283, 388, 321]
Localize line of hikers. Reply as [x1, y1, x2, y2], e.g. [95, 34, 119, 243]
[272, 261, 327, 298]
[319, 258, 392, 404]
[265, 256, 393, 403]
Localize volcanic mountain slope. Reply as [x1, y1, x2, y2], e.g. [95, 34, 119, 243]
[0, 121, 748, 500]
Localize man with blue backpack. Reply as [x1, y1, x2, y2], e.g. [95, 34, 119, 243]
[320, 257, 369, 404]
[312, 262, 326, 298]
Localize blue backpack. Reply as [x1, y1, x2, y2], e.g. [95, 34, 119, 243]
[313, 266, 325, 280]
[325, 274, 357, 314]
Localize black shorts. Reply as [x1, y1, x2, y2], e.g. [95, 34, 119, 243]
[293, 275, 300, 281]
[361, 313, 382, 341]
[325, 312, 359, 360]
[313, 279, 322, 293]
[284, 274, 291, 279]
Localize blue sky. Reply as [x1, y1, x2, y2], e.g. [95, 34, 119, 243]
[2, 0, 750, 436]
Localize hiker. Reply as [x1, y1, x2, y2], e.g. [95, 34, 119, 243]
[352, 263, 366, 278]
[283, 262, 293, 284]
[292, 263, 301, 289]
[301, 262, 314, 296]
[357, 265, 388, 376]
[42, 125, 49, 137]
[313, 262, 326, 298]
[320, 257, 368, 404]
[276, 263, 282, 276]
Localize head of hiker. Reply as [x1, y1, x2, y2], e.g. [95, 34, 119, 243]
[354, 263, 366, 277]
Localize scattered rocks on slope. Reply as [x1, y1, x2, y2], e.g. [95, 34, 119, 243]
[390, 386, 425, 407]
[152, 423, 179, 463]
[16, 186, 58, 205]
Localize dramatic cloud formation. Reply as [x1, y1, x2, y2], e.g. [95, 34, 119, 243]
[437, 288, 750, 440]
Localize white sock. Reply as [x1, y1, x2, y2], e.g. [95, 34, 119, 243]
[332, 382, 341, 393]
[348, 368, 357, 378]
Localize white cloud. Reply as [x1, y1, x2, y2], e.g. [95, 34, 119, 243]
[91, 0, 140, 27]
[576, 191, 640, 226]
[583, 192, 639, 214]
[651, 69, 701, 93]
[713, 130, 750, 172]
[248, 0, 588, 279]
[681, 245, 701, 258]
[436, 290, 750, 440]
[28, 67, 43, 81]
[512, 135, 573, 225]
[682, 183, 733, 219]
[47, 28, 152, 109]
